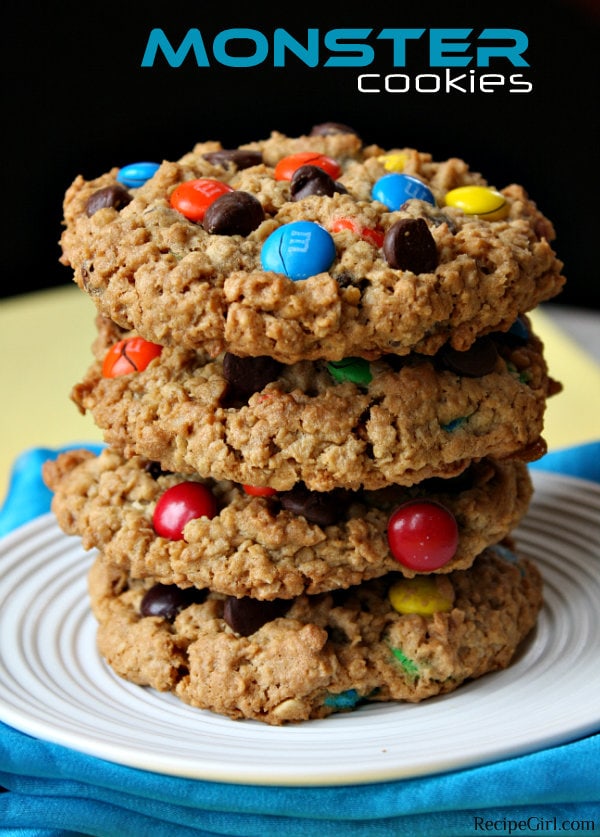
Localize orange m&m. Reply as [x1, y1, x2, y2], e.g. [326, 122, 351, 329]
[170, 179, 234, 222]
[274, 152, 341, 181]
[102, 337, 163, 378]
[330, 217, 385, 248]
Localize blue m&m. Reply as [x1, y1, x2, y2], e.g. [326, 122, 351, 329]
[324, 689, 362, 709]
[116, 162, 160, 188]
[371, 173, 435, 210]
[507, 316, 529, 342]
[260, 221, 336, 280]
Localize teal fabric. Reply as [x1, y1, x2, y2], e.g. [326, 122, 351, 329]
[0, 446, 104, 538]
[1, 444, 599, 837]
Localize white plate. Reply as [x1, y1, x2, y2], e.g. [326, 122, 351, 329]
[0, 470, 599, 786]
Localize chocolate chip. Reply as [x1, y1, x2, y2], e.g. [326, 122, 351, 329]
[203, 191, 264, 236]
[85, 184, 132, 217]
[144, 461, 173, 480]
[310, 122, 358, 137]
[419, 206, 458, 234]
[140, 584, 207, 622]
[223, 596, 290, 636]
[279, 483, 345, 526]
[334, 271, 361, 289]
[202, 149, 263, 169]
[222, 353, 282, 396]
[438, 336, 499, 377]
[383, 218, 438, 273]
[290, 165, 347, 201]
[382, 354, 410, 372]
[419, 467, 475, 494]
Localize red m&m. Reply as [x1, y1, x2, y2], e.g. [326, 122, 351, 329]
[242, 484, 278, 497]
[153, 482, 217, 540]
[170, 179, 234, 222]
[387, 500, 458, 571]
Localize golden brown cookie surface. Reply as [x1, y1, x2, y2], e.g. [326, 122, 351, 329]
[60, 128, 564, 363]
[88, 547, 542, 724]
[72, 314, 555, 491]
[43, 447, 533, 599]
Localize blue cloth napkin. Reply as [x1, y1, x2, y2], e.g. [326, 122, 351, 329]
[1, 443, 599, 837]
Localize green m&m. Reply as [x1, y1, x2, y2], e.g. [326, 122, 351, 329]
[327, 357, 372, 386]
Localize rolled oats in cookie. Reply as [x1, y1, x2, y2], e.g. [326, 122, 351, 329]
[60, 127, 565, 362]
[87, 547, 543, 724]
[43, 447, 533, 599]
[70, 314, 557, 492]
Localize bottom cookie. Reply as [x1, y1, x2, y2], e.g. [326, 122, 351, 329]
[89, 544, 542, 725]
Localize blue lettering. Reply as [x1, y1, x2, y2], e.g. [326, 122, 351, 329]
[429, 28, 472, 67]
[273, 28, 319, 67]
[140, 26, 531, 71]
[141, 28, 210, 67]
[323, 29, 374, 67]
[376, 29, 425, 67]
[212, 28, 269, 67]
[477, 29, 529, 67]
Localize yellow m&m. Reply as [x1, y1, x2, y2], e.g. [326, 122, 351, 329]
[378, 153, 407, 172]
[444, 185, 509, 221]
[388, 576, 454, 616]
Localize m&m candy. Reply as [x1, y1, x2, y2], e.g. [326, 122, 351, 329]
[441, 417, 467, 433]
[444, 185, 509, 221]
[274, 152, 341, 181]
[389, 646, 419, 676]
[242, 484, 278, 497]
[372, 173, 435, 210]
[377, 153, 407, 172]
[388, 576, 454, 615]
[507, 317, 530, 342]
[327, 357, 372, 386]
[170, 179, 234, 222]
[102, 337, 162, 378]
[330, 217, 384, 248]
[324, 689, 362, 709]
[387, 500, 458, 571]
[153, 482, 217, 540]
[116, 162, 160, 188]
[260, 221, 336, 280]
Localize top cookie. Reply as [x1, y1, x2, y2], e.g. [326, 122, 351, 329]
[60, 124, 565, 363]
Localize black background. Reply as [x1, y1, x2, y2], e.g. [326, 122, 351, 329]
[4, 0, 599, 308]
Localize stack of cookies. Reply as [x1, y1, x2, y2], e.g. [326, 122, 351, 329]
[44, 123, 564, 724]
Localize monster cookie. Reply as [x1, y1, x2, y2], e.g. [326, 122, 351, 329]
[59, 126, 565, 363]
[43, 447, 533, 599]
[72, 314, 557, 491]
[87, 545, 543, 724]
